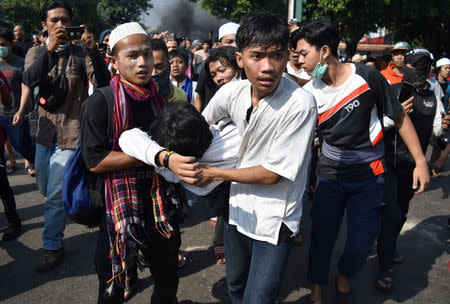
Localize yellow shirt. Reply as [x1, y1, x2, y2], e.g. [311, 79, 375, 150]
[167, 85, 187, 102]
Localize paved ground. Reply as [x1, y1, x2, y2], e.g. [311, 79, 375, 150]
[0, 154, 449, 304]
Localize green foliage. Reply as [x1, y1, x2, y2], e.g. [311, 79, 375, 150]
[97, 0, 153, 26]
[305, 0, 388, 56]
[0, 0, 152, 37]
[304, 0, 449, 57]
[196, 0, 288, 23]
[383, 0, 449, 57]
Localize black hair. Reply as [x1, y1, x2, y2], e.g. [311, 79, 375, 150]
[290, 19, 340, 58]
[150, 38, 168, 59]
[41, 1, 73, 23]
[149, 102, 213, 159]
[169, 49, 189, 65]
[236, 12, 289, 53]
[0, 27, 14, 44]
[204, 46, 240, 88]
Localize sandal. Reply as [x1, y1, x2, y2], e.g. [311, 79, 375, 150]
[6, 164, 17, 174]
[178, 252, 187, 268]
[392, 251, 403, 264]
[209, 217, 217, 227]
[214, 245, 226, 264]
[375, 269, 393, 293]
[335, 279, 355, 304]
[301, 294, 321, 304]
[123, 276, 137, 302]
[26, 164, 36, 177]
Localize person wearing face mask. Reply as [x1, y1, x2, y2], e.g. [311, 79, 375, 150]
[150, 38, 187, 103]
[376, 47, 450, 293]
[0, 27, 37, 178]
[291, 20, 430, 303]
[22, 0, 110, 272]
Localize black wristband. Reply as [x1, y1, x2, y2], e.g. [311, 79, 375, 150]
[163, 151, 174, 170]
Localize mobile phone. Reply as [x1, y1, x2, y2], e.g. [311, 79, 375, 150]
[65, 26, 84, 41]
[398, 82, 414, 103]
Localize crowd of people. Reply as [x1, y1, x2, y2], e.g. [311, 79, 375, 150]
[0, 1, 449, 304]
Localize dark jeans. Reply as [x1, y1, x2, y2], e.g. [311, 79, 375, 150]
[95, 215, 181, 304]
[308, 174, 384, 285]
[224, 222, 293, 304]
[0, 116, 35, 164]
[377, 169, 414, 272]
[0, 146, 20, 225]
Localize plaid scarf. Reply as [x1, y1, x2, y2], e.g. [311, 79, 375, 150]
[104, 75, 174, 293]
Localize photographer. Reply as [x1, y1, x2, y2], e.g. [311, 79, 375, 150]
[22, 0, 110, 272]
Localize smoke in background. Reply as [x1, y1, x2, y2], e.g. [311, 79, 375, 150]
[148, 0, 228, 40]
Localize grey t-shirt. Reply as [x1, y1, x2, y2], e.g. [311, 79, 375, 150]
[0, 56, 24, 117]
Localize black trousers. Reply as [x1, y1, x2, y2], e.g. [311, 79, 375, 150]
[0, 146, 20, 226]
[95, 214, 181, 304]
[377, 169, 414, 272]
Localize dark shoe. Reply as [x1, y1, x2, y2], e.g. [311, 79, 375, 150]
[6, 164, 17, 174]
[2, 223, 22, 241]
[26, 164, 36, 177]
[36, 248, 64, 272]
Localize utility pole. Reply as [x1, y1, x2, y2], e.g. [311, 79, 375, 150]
[288, 0, 307, 22]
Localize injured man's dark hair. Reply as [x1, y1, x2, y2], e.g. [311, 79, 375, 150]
[149, 102, 213, 159]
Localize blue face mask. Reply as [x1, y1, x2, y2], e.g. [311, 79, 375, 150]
[0, 46, 9, 58]
[311, 49, 328, 79]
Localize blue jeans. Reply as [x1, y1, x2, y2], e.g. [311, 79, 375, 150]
[308, 174, 384, 285]
[0, 115, 35, 164]
[224, 222, 293, 304]
[35, 142, 74, 250]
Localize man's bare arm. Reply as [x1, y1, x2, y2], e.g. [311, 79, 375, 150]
[394, 112, 430, 193]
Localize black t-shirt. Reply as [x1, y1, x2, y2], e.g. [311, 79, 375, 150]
[80, 87, 158, 224]
[81, 88, 156, 169]
[305, 64, 404, 181]
[195, 67, 218, 109]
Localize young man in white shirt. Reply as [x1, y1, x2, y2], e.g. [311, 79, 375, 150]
[200, 12, 317, 304]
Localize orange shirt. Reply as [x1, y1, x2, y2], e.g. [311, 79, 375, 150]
[380, 63, 403, 85]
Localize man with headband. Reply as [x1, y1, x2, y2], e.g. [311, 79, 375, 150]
[376, 47, 450, 292]
[80, 22, 202, 303]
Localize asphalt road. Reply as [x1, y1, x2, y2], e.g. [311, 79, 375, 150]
[1, 155, 449, 304]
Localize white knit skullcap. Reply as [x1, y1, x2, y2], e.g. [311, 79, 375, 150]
[436, 57, 450, 68]
[218, 22, 240, 40]
[109, 22, 148, 52]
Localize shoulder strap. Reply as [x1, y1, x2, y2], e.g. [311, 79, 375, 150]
[96, 86, 114, 138]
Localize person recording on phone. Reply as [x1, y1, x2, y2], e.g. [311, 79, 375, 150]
[21, 0, 110, 272]
[376, 47, 450, 292]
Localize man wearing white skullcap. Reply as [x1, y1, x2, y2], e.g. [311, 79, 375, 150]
[80, 21, 201, 303]
[218, 22, 240, 47]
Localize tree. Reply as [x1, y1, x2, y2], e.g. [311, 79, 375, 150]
[0, 0, 153, 37]
[97, 0, 153, 26]
[191, 0, 288, 23]
[304, 0, 449, 57]
[382, 0, 449, 57]
[305, 0, 387, 56]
